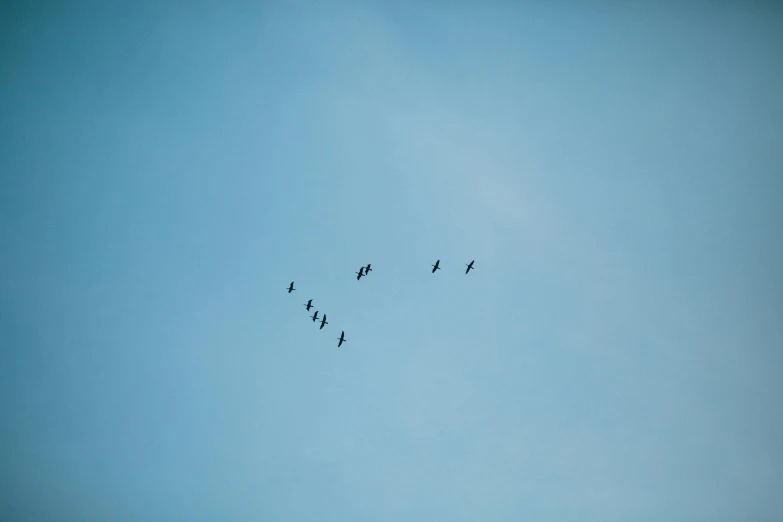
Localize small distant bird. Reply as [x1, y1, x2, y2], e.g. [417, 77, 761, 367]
[287, 281, 295, 293]
[356, 266, 365, 280]
[319, 315, 328, 330]
[304, 299, 313, 311]
[337, 330, 347, 347]
[431, 259, 441, 273]
[365, 263, 372, 274]
[465, 260, 475, 274]
[311, 311, 319, 322]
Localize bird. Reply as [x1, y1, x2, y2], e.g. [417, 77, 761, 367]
[431, 259, 441, 273]
[304, 299, 313, 311]
[311, 311, 319, 322]
[319, 315, 328, 330]
[287, 281, 295, 293]
[364, 263, 372, 274]
[465, 260, 475, 274]
[356, 266, 365, 280]
[337, 330, 346, 347]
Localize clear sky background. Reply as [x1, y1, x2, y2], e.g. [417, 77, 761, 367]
[1, 3, 782, 521]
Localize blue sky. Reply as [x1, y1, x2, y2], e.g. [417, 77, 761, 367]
[1, 3, 782, 521]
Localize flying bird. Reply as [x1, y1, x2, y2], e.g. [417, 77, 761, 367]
[465, 260, 475, 274]
[356, 267, 365, 280]
[287, 281, 295, 293]
[365, 263, 372, 274]
[304, 299, 313, 311]
[311, 311, 319, 322]
[431, 259, 441, 273]
[320, 315, 328, 330]
[337, 330, 347, 347]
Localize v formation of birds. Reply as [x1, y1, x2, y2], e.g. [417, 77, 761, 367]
[287, 260, 475, 347]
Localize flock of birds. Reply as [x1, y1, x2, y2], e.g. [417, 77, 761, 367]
[287, 259, 475, 347]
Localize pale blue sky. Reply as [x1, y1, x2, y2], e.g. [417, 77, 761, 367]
[1, 3, 782, 521]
